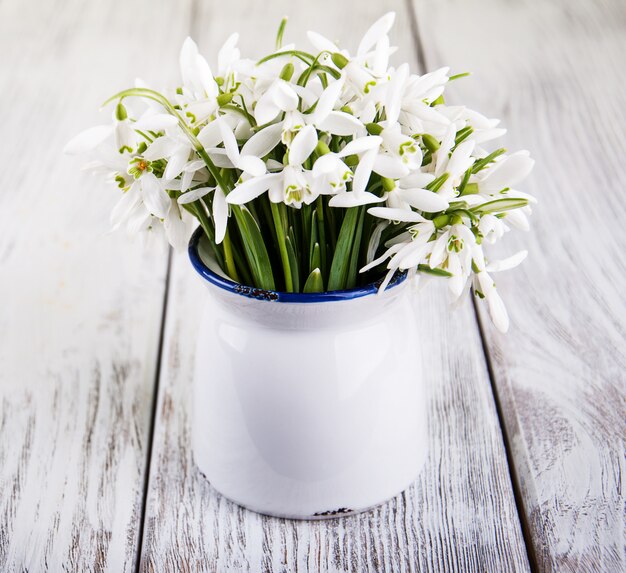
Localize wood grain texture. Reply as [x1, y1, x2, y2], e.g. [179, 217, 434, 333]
[413, 0, 626, 570]
[0, 0, 191, 570]
[139, 1, 530, 571]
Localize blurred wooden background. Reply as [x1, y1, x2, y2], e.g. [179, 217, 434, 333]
[0, 0, 624, 571]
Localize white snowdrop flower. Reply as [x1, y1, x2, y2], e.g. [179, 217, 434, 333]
[254, 79, 299, 125]
[428, 223, 477, 298]
[164, 198, 192, 251]
[65, 12, 536, 329]
[311, 153, 353, 197]
[478, 213, 508, 244]
[328, 147, 385, 207]
[226, 125, 318, 208]
[177, 37, 221, 125]
[474, 270, 510, 333]
[478, 150, 535, 194]
[382, 174, 448, 214]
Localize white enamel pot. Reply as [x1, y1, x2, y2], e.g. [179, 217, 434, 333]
[189, 228, 428, 519]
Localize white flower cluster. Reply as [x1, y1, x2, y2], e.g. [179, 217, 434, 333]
[65, 12, 535, 332]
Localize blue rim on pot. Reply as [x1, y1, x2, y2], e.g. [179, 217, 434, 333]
[188, 227, 408, 303]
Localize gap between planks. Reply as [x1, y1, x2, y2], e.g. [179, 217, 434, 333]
[405, 0, 537, 568]
[135, 247, 174, 572]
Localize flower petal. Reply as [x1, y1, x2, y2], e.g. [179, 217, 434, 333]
[110, 185, 141, 229]
[486, 250, 528, 272]
[213, 186, 229, 243]
[241, 123, 283, 158]
[385, 63, 409, 125]
[312, 153, 345, 176]
[238, 155, 267, 176]
[198, 120, 225, 148]
[357, 12, 395, 56]
[367, 207, 426, 222]
[307, 31, 340, 53]
[488, 289, 509, 333]
[429, 232, 449, 268]
[288, 125, 317, 166]
[217, 118, 240, 165]
[273, 80, 299, 112]
[317, 111, 363, 136]
[164, 147, 190, 180]
[140, 173, 170, 218]
[398, 188, 449, 212]
[481, 151, 535, 190]
[373, 154, 410, 178]
[328, 191, 383, 207]
[177, 186, 214, 205]
[133, 113, 179, 131]
[338, 135, 382, 157]
[206, 149, 235, 168]
[225, 173, 280, 204]
[144, 136, 180, 160]
[446, 140, 475, 178]
[164, 200, 189, 251]
[352, 148, 377, 194]
[63, 125, 113, 154]
[361, 243, 402, 273]
[254, 91, 280, 124]
[218, 33, 240, 74]
[313, 79, 344, 123]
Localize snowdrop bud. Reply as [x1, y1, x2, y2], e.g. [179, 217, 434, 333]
[115, 102, 128, 121]
[381, 177, 396, 192]
[422, 134, 439, 152]
[217, 92, 234, 106]
[461, 182, 479, 195]
[331, 53, 349, 69]
[450, 214, 463, 225]
[315, 140, 331, 156]
[279, 62, 295, 81]
[366, 122, 383, 135]
[433, 214, 450, 229]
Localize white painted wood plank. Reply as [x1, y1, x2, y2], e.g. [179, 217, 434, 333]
[413, 0, 626, 570]
[0, 0, 192, 570]
[140, 1, 530, 570]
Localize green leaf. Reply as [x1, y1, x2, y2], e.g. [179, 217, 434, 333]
[346, 207, 365, 289]
[471, 198, 529, 215]
[449, 72, 471, 81]
[275, 17, 288, 50]
[285, 235, 300, 292]
[472, 148, 506, 173]
[425, 172, 449, 192]
[310, 242, 321, 273]
[328, 208, 359, 290]
[308, 210, 318, 272]
[234, 206, 275, 290]
[316, 197, 327, 279]
[417, 264, 453, 277]
[269, 202, 292, 292]
[303, 268, 324, 293]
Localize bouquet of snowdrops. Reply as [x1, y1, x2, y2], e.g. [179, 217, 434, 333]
[65, 12, 535, 332]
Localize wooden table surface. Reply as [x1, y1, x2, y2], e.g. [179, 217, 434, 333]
[1, 0, 624, 571]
